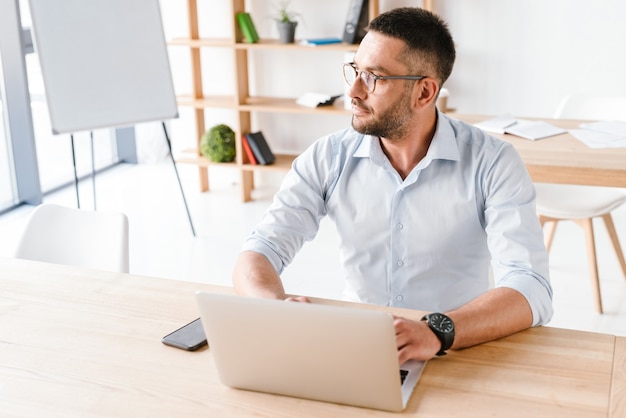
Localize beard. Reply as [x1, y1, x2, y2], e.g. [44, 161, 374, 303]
[350, 90, 414, 140]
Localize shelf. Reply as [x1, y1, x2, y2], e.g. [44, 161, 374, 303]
[176, 95, 352, 115]
[176, 94, 236, 109]
[175, 154, 238, 168]
[177, 153, 295, 172]
[168, 37, 233, 48]
[169, 38, 359, 52]
[235, 39, 359, 52]
[173, 0, 378, 201]
[240, 97, 351, 115]
[176, 94, 351, 115]
[241, 154, 296, 171]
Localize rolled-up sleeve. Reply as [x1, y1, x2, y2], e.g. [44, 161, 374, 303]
[483, 142, 554, 326]
[241, 135, 338, 274]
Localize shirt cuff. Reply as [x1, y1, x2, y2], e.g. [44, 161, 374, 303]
[241, 236, 286, 274]
[497, 273, 554, 326]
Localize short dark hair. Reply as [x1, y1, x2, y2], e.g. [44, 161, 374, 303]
[368, 7, 456, 87]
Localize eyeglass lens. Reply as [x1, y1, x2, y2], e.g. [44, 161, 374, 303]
[343, 64, 374, 92]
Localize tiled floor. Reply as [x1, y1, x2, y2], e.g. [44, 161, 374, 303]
[1, 161, 625, 337]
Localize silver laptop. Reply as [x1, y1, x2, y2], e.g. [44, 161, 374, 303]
[195, 292, 426, 412]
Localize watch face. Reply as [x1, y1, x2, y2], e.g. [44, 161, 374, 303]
[430, 313, 454, 333]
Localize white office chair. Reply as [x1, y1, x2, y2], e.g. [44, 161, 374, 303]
[535, 94, 626, 313]
[14, 203, 130, 273]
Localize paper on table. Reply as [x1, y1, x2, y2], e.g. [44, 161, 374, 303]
[503, 119, 567, 141]
[580, 120, 626, 137]
[569, 129, 626, 148]
[570, 120, 626, 148]
[474, 115, 566, 140]
[473, 114, 517, 134]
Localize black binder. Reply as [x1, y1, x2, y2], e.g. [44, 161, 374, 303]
[245, 131, 275, 165]
[342, 0, 369, 44]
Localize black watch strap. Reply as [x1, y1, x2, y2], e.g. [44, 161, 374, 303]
[422, 313, 455, 356]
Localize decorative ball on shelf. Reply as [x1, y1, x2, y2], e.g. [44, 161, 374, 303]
[200, 124, 236, 162]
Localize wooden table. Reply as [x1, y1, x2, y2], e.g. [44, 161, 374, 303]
[612, 337, 626, 417]
[453, 114, 626, 188]
[1, 257, 622, 417]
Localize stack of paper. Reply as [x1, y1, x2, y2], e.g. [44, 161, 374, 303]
[474, 115, 566, 140]
[504, 120, 567, 140]
[296, 92, 341, 108]
[473, 114, 517, 134]
[570, 121, 626, 148]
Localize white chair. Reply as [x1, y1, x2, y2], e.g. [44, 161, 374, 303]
[14, 203, 130, 273]
[535, 94, 626, 313]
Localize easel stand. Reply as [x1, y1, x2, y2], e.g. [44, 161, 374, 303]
[70, 132, 97, 210]
[162, 122, 196, 237]
[69, 125, 196, 237]
[70, 134, 81, 208]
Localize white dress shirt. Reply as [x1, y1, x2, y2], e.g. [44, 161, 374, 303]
[242, 112, 553, 326]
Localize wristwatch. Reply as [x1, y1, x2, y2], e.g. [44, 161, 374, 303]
[421, 313, 455, 356]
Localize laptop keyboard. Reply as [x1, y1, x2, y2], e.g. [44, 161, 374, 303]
[400, 369, 409, 384]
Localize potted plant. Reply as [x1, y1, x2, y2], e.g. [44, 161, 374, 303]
[274, 1, 300, 44]
[200, 124, 236, 162]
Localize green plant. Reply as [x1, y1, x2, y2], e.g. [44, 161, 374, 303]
[274, 1, 300, 23]
[200, 124, 236, 163]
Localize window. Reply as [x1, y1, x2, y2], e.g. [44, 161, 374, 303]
[0, 1, 136, 212]
[0, 53, 18, 211]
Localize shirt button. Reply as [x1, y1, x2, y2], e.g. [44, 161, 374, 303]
[396, 260, 404, 267]
[396, 295, 404, 302]
[396, 223, 403, 230]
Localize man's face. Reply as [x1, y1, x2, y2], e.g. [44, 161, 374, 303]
[347, 32, 417, 140]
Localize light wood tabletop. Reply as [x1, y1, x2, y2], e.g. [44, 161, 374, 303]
[1, 257, 622, 417]
[452, 114, 626, 188]
[612, 337, 626, 417]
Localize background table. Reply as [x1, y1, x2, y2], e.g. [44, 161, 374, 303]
[453, 114, 626, 188]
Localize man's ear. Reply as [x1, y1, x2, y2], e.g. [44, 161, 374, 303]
[413, 78, 440, 109]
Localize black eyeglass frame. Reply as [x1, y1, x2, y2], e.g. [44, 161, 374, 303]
[343, 62, 427, 94]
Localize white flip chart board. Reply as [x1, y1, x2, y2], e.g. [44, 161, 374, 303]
[28, 0, 178, 134]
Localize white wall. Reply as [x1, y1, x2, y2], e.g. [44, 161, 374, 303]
[437, 0, 626, 117]
[156, 0, 626, 169]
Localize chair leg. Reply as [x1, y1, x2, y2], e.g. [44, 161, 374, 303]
[544, 221, 558, 252]
[574, 218, 603, 314]
[539, 215, 559, 251]
[601, 213, 626, 279]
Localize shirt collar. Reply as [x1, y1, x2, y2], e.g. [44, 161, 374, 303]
[427, 111, 460, 163]
[352, 110, 461, 165]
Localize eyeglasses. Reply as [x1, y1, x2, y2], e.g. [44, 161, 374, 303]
[342, 62, 427, 94]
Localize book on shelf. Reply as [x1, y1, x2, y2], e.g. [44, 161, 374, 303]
[241, 135, 257, 165]
[245, 131, 275, 165]
[236, 12, 259, 44]
[342, 0, 369, 44]
[299, 37, 342, 46]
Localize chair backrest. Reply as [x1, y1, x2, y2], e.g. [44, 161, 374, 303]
[14, 203, 130, 273]
[554, 94, 626, 120]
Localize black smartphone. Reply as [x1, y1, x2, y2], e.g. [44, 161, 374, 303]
[161, 317, 207, 351]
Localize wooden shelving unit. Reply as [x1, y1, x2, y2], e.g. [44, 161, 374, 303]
[171, 0, 381, 201]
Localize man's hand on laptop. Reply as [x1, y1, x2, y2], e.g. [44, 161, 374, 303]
[394, 316, 442, 362]
[285, 296, 311, 303]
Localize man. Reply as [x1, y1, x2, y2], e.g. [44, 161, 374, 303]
[232, 7, 553, 362]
